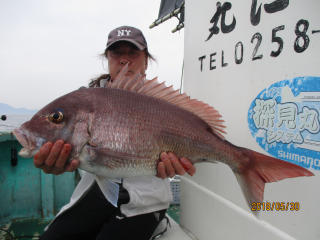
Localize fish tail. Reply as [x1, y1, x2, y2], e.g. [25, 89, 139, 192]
[232, 148, 314, 220]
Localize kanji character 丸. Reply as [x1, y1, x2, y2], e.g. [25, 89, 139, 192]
[206, 2, 236, 41]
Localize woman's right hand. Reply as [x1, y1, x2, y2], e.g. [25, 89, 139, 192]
[33, 140, 79, 175]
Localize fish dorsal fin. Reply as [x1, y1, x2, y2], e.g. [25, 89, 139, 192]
[106, 64, 226, 139]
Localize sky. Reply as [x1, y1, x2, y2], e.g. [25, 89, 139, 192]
[0, 0, 184, 110]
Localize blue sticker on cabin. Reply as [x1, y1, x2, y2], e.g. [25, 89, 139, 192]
[248, 76, 320, 171]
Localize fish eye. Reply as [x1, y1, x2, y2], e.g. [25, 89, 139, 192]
[49, 109, 64, 123]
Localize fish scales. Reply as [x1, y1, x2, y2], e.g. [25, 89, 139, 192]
[78, 87, 226, 177]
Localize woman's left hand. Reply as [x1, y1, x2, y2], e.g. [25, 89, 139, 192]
[156, 152, 196, 179]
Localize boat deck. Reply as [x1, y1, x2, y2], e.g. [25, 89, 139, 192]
[0, 206, 194, 240]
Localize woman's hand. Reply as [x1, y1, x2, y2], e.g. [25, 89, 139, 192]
[33, 140, 79, 175]
[156, 152, 196, 179]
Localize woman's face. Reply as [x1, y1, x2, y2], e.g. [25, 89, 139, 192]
[107, 41, 148, 80]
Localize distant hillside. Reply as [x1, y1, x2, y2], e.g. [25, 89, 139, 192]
[0, 103, 38, 114]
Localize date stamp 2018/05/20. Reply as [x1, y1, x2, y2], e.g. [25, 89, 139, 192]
[251, 202, 300, 211]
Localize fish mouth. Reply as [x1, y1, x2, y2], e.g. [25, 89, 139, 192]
[12, 128, 43, 158]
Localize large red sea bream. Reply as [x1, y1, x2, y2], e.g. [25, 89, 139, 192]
[12, 65, 314, 218]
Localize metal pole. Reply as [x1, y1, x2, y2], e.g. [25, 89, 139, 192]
[172, 23, 184, 33]
[180, 60, 184, 94]
[149, 3, 184, 29]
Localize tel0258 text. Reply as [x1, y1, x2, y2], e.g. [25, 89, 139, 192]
[198, 19, 320, 72]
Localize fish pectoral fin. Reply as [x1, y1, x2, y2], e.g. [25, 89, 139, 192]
[95, 175, 120, 207]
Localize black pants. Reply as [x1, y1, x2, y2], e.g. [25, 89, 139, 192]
[40, 182, 167, 240]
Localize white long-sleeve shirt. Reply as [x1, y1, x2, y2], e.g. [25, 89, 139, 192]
[45, 171, 172, 231]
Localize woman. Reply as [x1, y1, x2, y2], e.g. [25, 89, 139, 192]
[37, 26, 196, 240]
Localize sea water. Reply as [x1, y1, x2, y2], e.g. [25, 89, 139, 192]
[0, 114, 33, 133]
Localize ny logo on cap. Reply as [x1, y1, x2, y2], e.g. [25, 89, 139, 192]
[118, 30, 131, 37]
